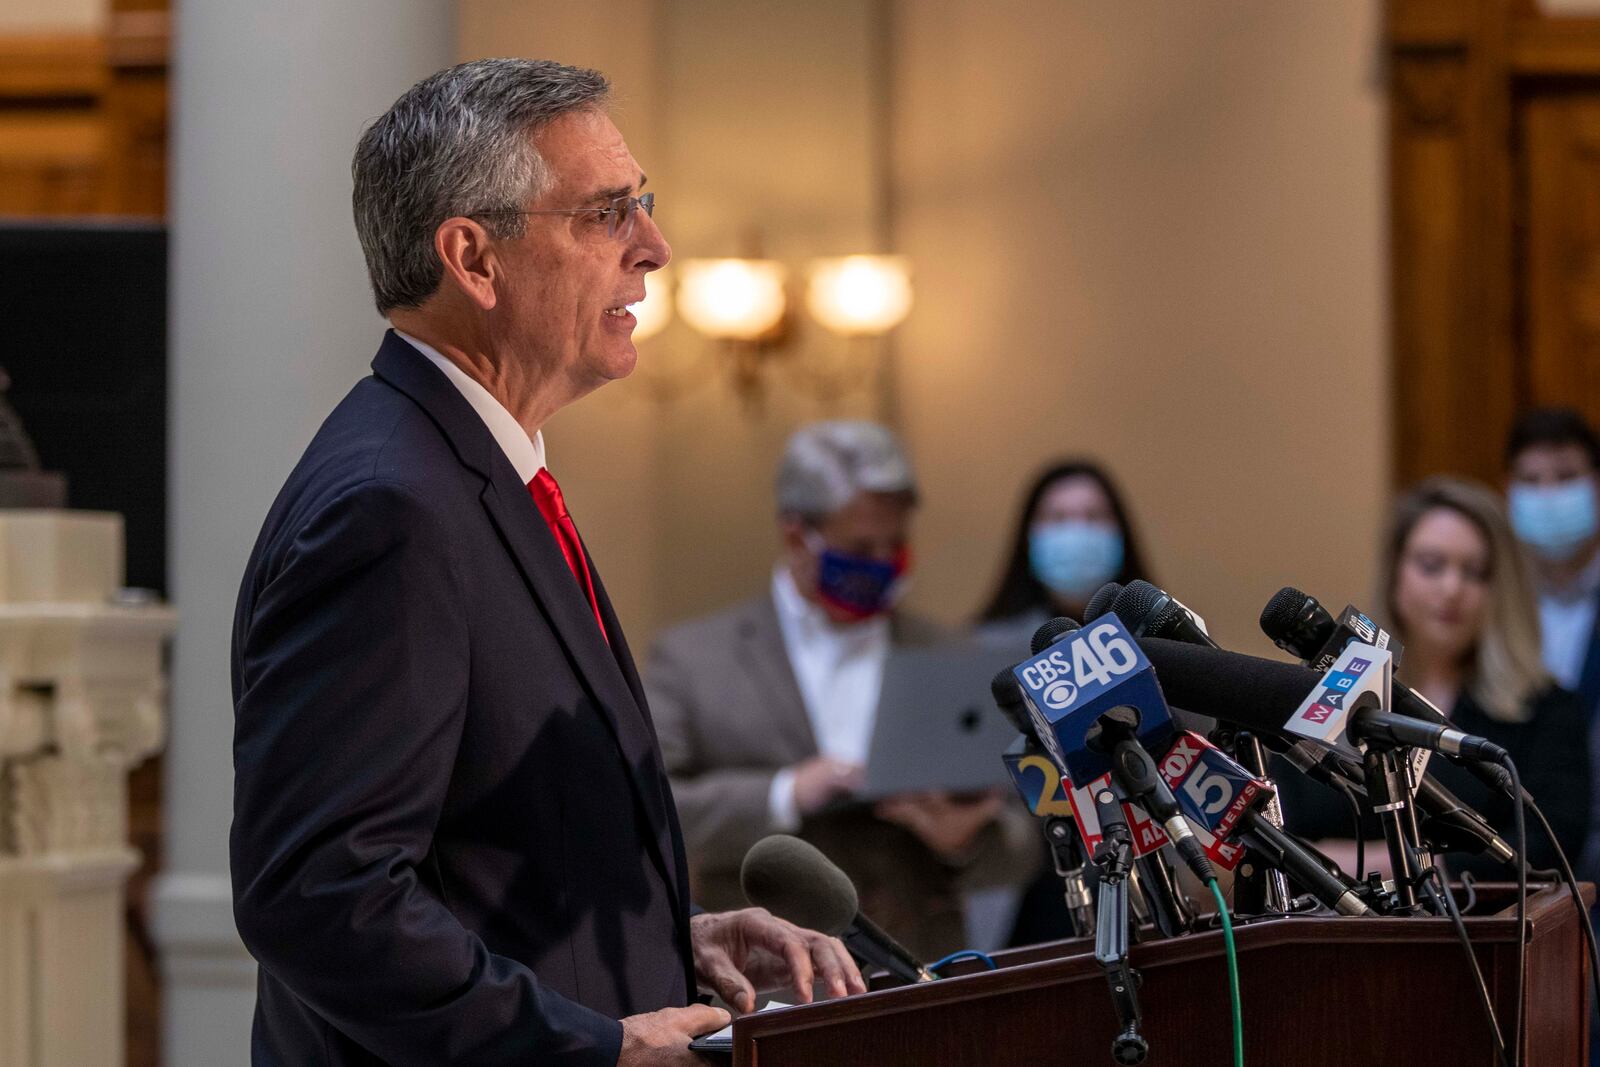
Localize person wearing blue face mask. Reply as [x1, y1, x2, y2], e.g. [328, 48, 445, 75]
[974, 459, 1157, 947]
[977, 460, 1155, 638]
[646, 421, 1038, 961]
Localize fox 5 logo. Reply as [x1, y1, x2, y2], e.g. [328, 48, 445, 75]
[1158, 732, 1266, 839]
[1016, 622, 1141, 710]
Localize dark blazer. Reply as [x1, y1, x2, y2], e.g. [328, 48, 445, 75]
[231, 331, 694, 1066]
[1275, 683, 1592, 879]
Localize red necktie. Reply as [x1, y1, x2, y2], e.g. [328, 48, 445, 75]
[528, 468, 608, 643]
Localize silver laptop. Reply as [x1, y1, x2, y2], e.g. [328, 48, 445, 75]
[859, 640, 1027, 799]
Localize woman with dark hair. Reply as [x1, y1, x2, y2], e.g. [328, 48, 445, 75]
[978, 460, 1155, 630]
[976, 460, 1157, 947]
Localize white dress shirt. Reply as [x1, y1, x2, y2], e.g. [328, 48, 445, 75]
[766, 565, 891, 830]
[394, 329, 546, 482]
[1537, 549, 1600, 690]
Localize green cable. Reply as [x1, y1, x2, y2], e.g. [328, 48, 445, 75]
[1208, 878, 1244, 1067]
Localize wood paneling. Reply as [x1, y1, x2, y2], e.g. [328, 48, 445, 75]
[1389, 0, 1600, 486]
[1521, 90, 1600, 424]
[0, 9, 167, 219]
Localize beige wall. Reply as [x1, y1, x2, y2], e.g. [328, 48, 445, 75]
[892, 1, 1390, 654]
[459, 0, 1391, 656]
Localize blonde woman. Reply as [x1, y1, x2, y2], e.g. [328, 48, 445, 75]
[1280, 477, 1591, 877]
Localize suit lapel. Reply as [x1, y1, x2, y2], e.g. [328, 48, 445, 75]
[371, 333, 683, 914]
[740, 595, 819, 757]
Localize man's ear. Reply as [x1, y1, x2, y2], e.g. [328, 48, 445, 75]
[434, 216, 500, 311]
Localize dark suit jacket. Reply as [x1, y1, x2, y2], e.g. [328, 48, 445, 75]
[231, 332, 694, 1066]
[648, 593, 1039, 960]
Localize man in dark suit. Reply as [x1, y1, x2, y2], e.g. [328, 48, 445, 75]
[230, 59, 861, 1067]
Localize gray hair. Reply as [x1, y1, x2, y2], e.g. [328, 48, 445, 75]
[776, 421, 918, 523]
[352, 58, 611, 315]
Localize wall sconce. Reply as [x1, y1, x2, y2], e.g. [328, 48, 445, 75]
[805, 255, 913, 336]
[634, 253, 912, 406]
[675, 259, 787, 341]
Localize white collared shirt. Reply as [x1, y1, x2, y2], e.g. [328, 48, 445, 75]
[1538, 549, 1600, 690]
[766, 564, 891, 829]
[394, 329, 547, 483]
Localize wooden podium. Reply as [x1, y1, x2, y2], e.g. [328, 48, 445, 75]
[724, 884, 1591, 1066]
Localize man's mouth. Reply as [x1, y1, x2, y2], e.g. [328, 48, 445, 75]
[603, 306, 629, 318]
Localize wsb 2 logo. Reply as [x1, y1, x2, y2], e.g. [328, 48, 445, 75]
[1017, 623, 1141, 710]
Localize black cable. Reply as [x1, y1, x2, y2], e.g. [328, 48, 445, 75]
[1460, 870, 1479, 914]
[1504, 757, 1526, 1067]
[1523, 794, 1600, 1008]
[1424, 869, 1509, 1067]
[1336, 778, 1364, 881]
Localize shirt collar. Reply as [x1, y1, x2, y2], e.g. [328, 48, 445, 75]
[394, 329, 546, 484]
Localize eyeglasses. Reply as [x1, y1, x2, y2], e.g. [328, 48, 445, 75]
[469, 192, 655, 241]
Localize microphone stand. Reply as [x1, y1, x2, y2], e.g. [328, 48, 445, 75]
[1359, 744, 1433, 915]
[1219, 729, 1292, 916]
[1043, 815, 1097, 938]
[1090, 785, 1149, 1065]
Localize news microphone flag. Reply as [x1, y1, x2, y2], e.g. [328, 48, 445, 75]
[1010, 615, 1176, 785]
[1155, 731, 1269, 873]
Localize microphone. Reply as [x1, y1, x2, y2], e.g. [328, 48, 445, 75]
[1011, 613, 1177, 784]
[993, 668, 1097, 936]
[1137, 636, 1518, 863]
[741, 835, 935, 984]
[1260, 588, 1515, 795]
[1083, 581, 1124, 629]
[1106, 580, 1214, 647]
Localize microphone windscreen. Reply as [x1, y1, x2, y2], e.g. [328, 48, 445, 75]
[1137, 636, 1320, 734]
[1084, 581, 1123, 622]
[741, 835, 859, 936]
[1109, 580, 1165, 631]
[1258, 586, 1310, 643]
[1029, 616, 1081, 655]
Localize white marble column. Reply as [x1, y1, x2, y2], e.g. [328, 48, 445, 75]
[159, 4, 455, 1063]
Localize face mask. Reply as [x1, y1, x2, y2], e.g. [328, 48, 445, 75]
[1509, 479, 1600, 561]
[1029, 521, 1124, 599]
[806, 533, 911, 621]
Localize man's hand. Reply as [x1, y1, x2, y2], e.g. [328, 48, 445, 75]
[874, 789, 1005, 860]
[690, 908, 866, 1013]
[618, 1004, 729, 1066]
[791, 756, 864, 815]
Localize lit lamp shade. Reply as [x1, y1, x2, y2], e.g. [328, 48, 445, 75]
[805, 255, 913, 336]
[629, 268, 673, 342]
[676, 258, 787, 340]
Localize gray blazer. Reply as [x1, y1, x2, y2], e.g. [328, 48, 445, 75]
[646, 592, 1039, 960]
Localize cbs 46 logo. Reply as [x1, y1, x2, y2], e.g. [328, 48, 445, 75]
[1020, 622, 1141, 710]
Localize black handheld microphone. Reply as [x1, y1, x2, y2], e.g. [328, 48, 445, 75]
[1260, 588, 1515, 793]
[741, 835, 935, 984]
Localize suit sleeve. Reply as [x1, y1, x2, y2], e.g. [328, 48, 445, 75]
[231, 479, 622, 1067]
[647, 633, 783, 870]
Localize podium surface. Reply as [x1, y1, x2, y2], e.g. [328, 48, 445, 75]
[727, 883, 1591, 1066]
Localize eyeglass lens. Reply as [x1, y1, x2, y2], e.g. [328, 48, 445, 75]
[610, 193, 655, 239]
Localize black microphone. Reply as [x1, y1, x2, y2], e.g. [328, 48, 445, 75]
[1107, 580, 1214, 647]
[1084, 581, 1124, 629]
[1260, 587, 1516, 794]
[741, 835, 935, 984]
[1136, 636, 1517, 864]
